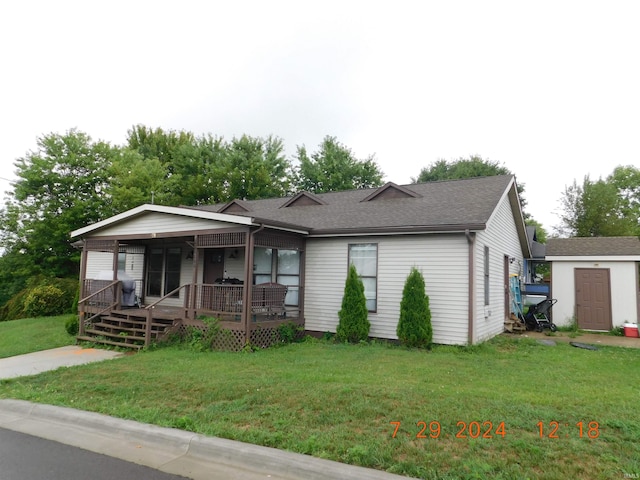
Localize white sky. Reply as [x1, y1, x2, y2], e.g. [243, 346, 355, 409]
[1, 0, 638, 233]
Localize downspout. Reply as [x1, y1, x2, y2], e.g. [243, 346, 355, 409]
[466, 229, 476, 345]
[242, 224, 265, 345]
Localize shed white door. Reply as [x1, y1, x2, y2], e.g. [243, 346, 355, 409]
[574, 268, 612, 330]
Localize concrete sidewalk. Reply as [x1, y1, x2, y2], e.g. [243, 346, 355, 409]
[0, 346, 124, 379]
[0, 400, 407, 480]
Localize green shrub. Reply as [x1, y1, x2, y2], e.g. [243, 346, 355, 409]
[65, 316, 79, 335]
[185, 316, 221, 351]
[0, 276, 78, 321]
[24, 285, 67, 318]
[277, 321, 303, 343]
[336, 264, 370, 343]
[396, 267, 432, 348]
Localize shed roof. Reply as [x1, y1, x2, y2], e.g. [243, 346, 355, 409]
[546, 236, 640, 257]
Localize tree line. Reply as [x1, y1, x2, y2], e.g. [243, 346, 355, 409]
[1, 123, 636, 319]
[557, 166, 640, 237]
[0, 126, 387, 313]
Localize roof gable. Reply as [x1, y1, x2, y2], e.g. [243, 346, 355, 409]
[280, 191, 327, 208]
[360, 182, 421, 202]
[70, 204, 254, 238]
[219, 199, 251, 213]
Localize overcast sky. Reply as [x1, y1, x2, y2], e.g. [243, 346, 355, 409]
[1, 0, 638, 233]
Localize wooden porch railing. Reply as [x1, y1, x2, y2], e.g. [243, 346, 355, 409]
[78, 280, 121, 336]
[79, 280, 301, 348]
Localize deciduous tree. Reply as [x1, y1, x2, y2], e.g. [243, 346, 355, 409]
[557, 174, 637, 237]
[294, 136, 384, 193]
[0, 129, 115, 279]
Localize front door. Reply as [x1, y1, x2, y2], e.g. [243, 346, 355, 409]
[575, 268, 612, 330]
[204, 249, 225, 284]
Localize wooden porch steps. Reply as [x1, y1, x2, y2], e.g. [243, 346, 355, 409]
[77, 310, 181, 350]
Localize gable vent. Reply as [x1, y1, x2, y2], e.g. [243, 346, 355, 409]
[219, 200, 251, 213]
[280, 191, 327, 208]
[361, 182, 421, 202]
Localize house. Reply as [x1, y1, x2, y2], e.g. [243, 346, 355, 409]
[70, 175, 530, 349]
[546, 236, 640, 330]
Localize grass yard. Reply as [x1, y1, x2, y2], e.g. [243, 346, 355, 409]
[1, 332, 639, 479]
[0, 315, 75, 358]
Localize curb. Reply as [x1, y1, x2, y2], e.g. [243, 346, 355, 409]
[0, 399, 408, 480]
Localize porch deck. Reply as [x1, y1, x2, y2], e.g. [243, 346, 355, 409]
[78, 281, 303, 350]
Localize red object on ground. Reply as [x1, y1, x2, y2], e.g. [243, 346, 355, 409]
[623, 325, 639, 338]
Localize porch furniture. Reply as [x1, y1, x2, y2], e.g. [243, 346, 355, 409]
[251, 282, 288, 317]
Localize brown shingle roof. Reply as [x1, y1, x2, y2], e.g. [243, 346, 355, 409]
[190, 175, 517, 234]
[546, 237, 640, 257]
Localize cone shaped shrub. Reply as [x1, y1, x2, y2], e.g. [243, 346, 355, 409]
[337, 264, 370, 343]
[397, 267, 432, 348]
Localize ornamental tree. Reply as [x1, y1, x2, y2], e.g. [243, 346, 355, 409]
[397, 267, 432, 348]
[337, 264, 370, 343]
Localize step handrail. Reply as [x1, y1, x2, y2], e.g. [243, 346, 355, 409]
[78, 280, 121, 336]
[142, 284, 191, 347]
[78, 280, 120, 305]
[143, 284, 190, 311]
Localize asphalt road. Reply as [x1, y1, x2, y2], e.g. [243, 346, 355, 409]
[0, 427, 190, 480]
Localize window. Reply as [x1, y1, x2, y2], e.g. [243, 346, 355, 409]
[146, 247, 182, 297]
[277, 249, 300, 306]
[254, 247, 301, 306]
[349, 243, 378, 311]
[253, 248, 273, 285]
[484, 246, 490, 305]
[117, 252, 126, 272]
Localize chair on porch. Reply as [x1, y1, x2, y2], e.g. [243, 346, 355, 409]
[251, 282, 288, 318]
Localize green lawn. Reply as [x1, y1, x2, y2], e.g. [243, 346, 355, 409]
[0, 327, 638, 479]
[0, 315, 75, 358]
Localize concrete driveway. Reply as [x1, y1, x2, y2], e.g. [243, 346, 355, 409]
[513, 331, 640, 348]
[0, 346, 124, 380]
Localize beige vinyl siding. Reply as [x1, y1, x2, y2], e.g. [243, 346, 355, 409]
[86, 250, 145, 298]
[86, 251, 115, 278]
[304, 234, 469, 345]
[92, 212, 232, 237]
[473, 191, 524, 343]
[550, 260, 636, 328]
[304, 238, 349, 334]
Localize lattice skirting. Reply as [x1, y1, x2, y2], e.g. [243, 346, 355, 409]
[176, 320, 304, 351]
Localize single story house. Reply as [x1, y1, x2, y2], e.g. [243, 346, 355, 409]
[546, 236, 640, 330]
[70, 175, 531, 349]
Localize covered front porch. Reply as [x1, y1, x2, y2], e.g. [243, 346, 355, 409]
[77, 225, 306, 350]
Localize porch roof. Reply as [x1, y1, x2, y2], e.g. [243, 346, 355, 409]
[70, 204, 308, 238]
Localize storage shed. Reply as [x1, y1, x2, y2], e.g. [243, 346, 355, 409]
[546, 236, 640, 330]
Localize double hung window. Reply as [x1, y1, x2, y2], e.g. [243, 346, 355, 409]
[349, 243, 378, 311]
